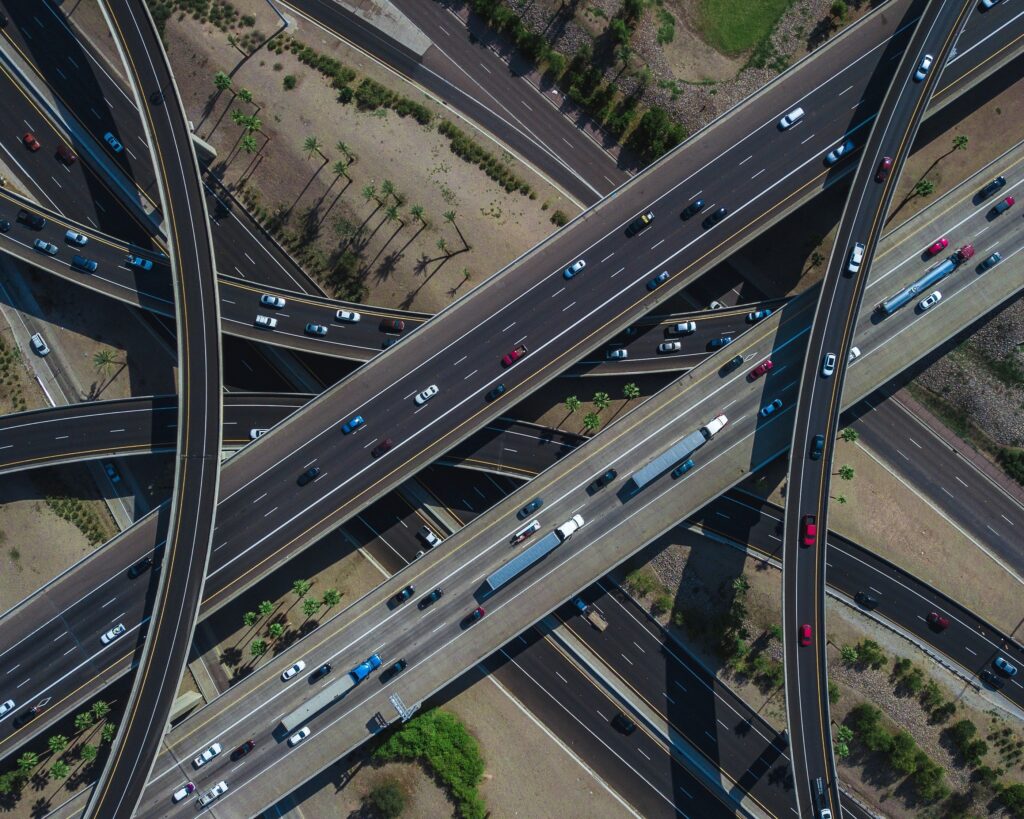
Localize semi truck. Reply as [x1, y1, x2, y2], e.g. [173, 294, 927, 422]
[877, 243, 973, 316]
[486, 515, 584, 592]
[629, 414, 728, 491]
[280, 654, 381, 732]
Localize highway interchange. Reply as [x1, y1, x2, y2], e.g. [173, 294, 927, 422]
[0, 0, 1022, 816]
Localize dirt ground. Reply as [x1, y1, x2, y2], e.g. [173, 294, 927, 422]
[290, 674, 630, 818]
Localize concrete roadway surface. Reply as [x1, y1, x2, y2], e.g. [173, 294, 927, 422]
[81, 2, 223, 817]
[2, 121, 1021, 768]
[284, 0, 627, 204]
[782, 1, 976, 814]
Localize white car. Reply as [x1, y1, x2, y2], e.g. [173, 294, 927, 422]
[848, 346, 861, 362]
[254, 314, 278, 329]
[171, 782, 195, 803]
[100, 623, 126, 645]
[418, 525, 440, 547]
[30, 333, 50, 356]
[0, 700, 14, 719]
[918, 290, 942, 311]
[198, 780, 228, 806]
[658, 341, 682, 354]
[414, 385, 439, 405]
[606, 347, 627, 360]
[335, 309, 361, 322]
[669, 321, 696, 335]
[281, 660, 306, 681]
[260, 293, 286, 308]
[64, 230, 88, 246]
[249, 428, 268, 440]
[847, 242, 864, 274]
[913, 54, 933, 82]
[778, 106, 805, 129]
[821, 353, 836, 377]
[193, 742, 222, 768]
[288, 726, 311, 746]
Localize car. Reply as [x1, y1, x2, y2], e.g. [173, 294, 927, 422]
[978, 252, 1002, 271]
[380, 318, 406, 333]
[847, 242, 865, 274]
[801, 514, 817, 547]
[17, 210, 45, 230]
[418, 588, 444, 609]
[708, 300, 726, 310]
[502, 346, 528, 367]
[824, 139, 855, 165]
[381, 658, 408, 681]
[305, 323, 328, 336]
[22, 132, 41, 152]
[749, 358, 773, 380]
[103, 131, 124, 152]
[658, 341, 682, 354]
[606, 346, 627, 360]
[625, 210, 655, 236]
[104, 462, 120, 483]
[311, 663, 332, 680]
[371, 438, 394, 457]
[563, 259, 586, 279]
[647, 270, 670, 291]
[913, 54, 933, 82]
[927, 237, 949, 256]
[671, 459, 695, 478]
[64, 230, 88, 246]
[747, 308, 773, 323]
[414, 385, 439, 405]
[611, 711, 636, 735]
[799, 623, 812, 646]
[71, 255, 98, 272]
[288, 727, 311, 746]
[979, 175, 1006, 198]
[127, 557, 153, 579]
[592, 469, 617, 490]
[33, 238, 58, 256]
[172, 782, 195, 803]
[101, 623, 127, 644]
[335, 309, 360, 322]
[810, 434, 825, 460]
[297, 466, 321, 486]
[125, 254, 153, 271]
[708, 336, 733, 350]
[57, 144, 77, 165]
[231, 739, 256, 760]
[668, 321, 696, 335]
[994, 656, 1018, 677]
[759, 398, 783, 417]
[465, 606, 486, 625]
[724, 354, 745, 373]
[282, 660, 307, 681]
[848, 346, 861, 362]
[992, 195, 1015, 215]
[980, 669, 1005, 689]
[918, 290, 942, 311]
[875, 156, 893, 182]
[393, 585, 415, 606]
[255, 314, 278, 329]
[980, 0, 1002, 9]
[418, 525, 439, 547]
[486, 383, 506, 402]
[519, 497, 543, 519]
[260, 293, 286, 309]
[13, 706, 40, 727]
[29, 333, 50, 356]
[680, 199, 706, 220]
[198, 781, 228, 806]
[0, 700, 15, 719]
[702, 207, 728, 228]
[779, 106, 805, 129]
[855, 591, 879, 609]
[821, 352, 836, 377]
[249, 428, 268, 440]
[926, 612, 950, 631]
[0, 219, 9, 232]
[341, 415, 365, 434]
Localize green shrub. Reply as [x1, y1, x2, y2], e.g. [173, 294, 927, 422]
[651, 593, 674, 616]
[550, 210, 568, 227]
[283, 74, 297, 90]
[624, 568, 658, 597]
[367, 780, 404, 818]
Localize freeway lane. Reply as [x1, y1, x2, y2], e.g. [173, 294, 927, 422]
[81, 2, 223, 816]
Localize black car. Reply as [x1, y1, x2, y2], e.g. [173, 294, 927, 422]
[17, 209, 45, 230]
[381, 658, 407, 682]
[810, 434, 825, 460]
[297, 466, 321, 486]
[680, 199, 705, 220]
[418, 588, 444, 610]
[149, 90, 164, 105]
[231, 739, 256, 760]
[486, 384, 506, 402]
[702, 207, 728, 229]
[518, 497, 543, 519]
[591, 469, 617, 491]
[0, 219, 10, 233]
[393, 584, 415, 606]
[979, 175, 1006, 198]
[311, 663, 332, 681]
[127, 557, 153, 579]
[854, 591, 878, 609]
[980, 669, 1005, 690]
[722, 354, 744, 374]
[371, 438, 394, 458]
[13, 706, 39, 728]
[624, 210, 654, 236]
[611, 711, 637, 735]
[646, 270, 670, 291]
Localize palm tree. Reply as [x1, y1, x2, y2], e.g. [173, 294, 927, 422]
[952, 134, 968, 152]
[436, 237, 449, 255]
[840, 428, 858, 443]
[101, 723, 116, 744]
[593, 391, 611, 411]
[213, 71, 232, 94]
[250, 639, 268, 660]
[237, 88, 253, 104]
[322, 588, 341, 608]
[335, 140, 355, 163]
[243, 114, 262, 134]
[384, 204, 402, 226]
[623, 382, 640, 401]
[93, 349, 118, 378]
[380, 179, 396, 201]
[243, 611, 258, 628]
[582, 412, 601, 434]
[91, 700, 110, 721]
[332, 160, 349, 181]
[302, 597, 321, 620]
[240, 134, 258, 154]
[268, 622, 284, 640]
[17, 752, 38, 775]
[230, 109, 247, 127]
[443, 210, 456, 225]
[47, 735, 68, 756]
[409, 204, 425, 226]
[834, 495, 847, 505]
[565, 395, 581, 415]
[258, 600, 274, 618]
[837, 465, 855, 481]
[80, 745, 98, 763]
[50, 761, 70, 780]
[292, 579, 312, 600]
[914, 179, 935, 198]
[74, 712, 94, 732]
[302, 135, 324, 161]
[361, 184, 377, 204]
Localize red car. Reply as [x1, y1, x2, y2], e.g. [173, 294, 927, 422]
[926, 611, 950, 631]
[875, 156, 893, 182]
[801, 514, 817, 547]
[799, 624, 812, 646]
[56, 144, 76, 165]
[927, 237, 949, 256]
[748, 358, 773, 380]
[22, 132, 41, 152]
[501, 345, 528, 367]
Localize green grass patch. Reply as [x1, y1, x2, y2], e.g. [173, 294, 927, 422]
[697, 0, 796, 56]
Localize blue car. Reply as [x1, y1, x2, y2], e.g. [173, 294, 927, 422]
[341, 415, 365, 434]
[825, 139, 855, 166]
[71, 255, 98, 272]
[746, 308, 773, 323]
[708, 336, 733, 350]
[103, 131, 124, 153]
[563, 259, 586, 279]
[647, 271, 670, 291]
[671, 459, 695, 478]
[125, 254, 153, 271]
[759, 398, 783, 418]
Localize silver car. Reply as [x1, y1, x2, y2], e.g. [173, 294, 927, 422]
[260, 293, 286, 309]
[821, 353, 836, 377]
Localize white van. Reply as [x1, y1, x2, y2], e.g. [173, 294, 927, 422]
[779, 107, 805, 129]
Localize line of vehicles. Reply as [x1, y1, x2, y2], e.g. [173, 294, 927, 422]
[253, 291, 407, 343]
